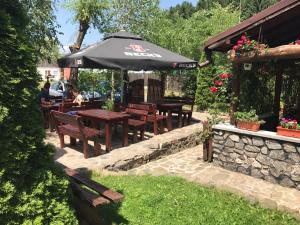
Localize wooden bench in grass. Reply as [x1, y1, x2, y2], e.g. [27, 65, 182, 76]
[125, 108, 148, 143]
[128, 103, 166, 135]
[64, 167, 123, 224]
[51, 111, 102, 158]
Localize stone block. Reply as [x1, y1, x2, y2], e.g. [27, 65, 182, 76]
[214, 134, 224, 140]
[245, 151, 257, 158]
[235, 158, 243, 164]
[261, 147, 268, 155]
[287, 153, 300, 163]
[242, 136, 252, 145]
[234, 148, 244, 155]
[283, 143, 296, 153]
[212, 143, 224, 150]
[256, 153, 270, 166]
[223, 162, 237, 171]
[229, 134, 240, 143]
[264, 175, 278, 184]
[279, 176, 295, 188]
[269, 150, 285, 160]
[235, 141, 245, 150]
[213, 148, 221, 154]
[229, 152, 238, 159]
[251, 168, 263, 178]
[237, 165, 250, 175]
[265, 140, 281, 150]
[252, 137, 264, 147]
[261, 169, 269, 176]
[224, 139, 235, 147]
[245, 145, 260, 153]
[252, 160, 262, 169]
[291, 165, 300, 182]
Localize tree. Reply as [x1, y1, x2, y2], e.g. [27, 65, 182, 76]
[0, 0, 78, 224]
[99, 0, 160, 36]
[168, 1, 196, 20]
[20, 0, 60, 60]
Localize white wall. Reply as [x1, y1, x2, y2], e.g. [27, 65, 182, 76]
[37, 67, 61, 81]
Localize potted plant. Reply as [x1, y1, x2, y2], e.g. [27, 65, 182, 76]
[234, 110, 264, 132]
[277, 118, 300, 138]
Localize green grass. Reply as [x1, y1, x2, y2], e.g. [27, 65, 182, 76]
[92, 175, 299, 225]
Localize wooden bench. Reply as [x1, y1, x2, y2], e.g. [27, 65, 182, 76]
[51, 111, 102, 158]
[128, 103, 166, 135]
[125, 108, 148, 143]
[163, 96, 195, 126]
[64, 167, 123, 224]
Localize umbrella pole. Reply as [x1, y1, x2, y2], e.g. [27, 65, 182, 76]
[144, 71, 148, 103]
[121, 70, 129, 104]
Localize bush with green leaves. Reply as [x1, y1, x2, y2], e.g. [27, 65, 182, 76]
[0, 1, 77, 224]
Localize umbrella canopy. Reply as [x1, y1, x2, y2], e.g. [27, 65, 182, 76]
[58, 31, 198, 71]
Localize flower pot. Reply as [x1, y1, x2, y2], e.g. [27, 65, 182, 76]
[277, 126, 300, 138]
[236, 120, 260, 132]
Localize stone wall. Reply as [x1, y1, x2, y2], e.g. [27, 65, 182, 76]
[213, 127, 300, 189]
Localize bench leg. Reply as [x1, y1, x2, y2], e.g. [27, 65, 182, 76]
[159, 120, 164, 134]
[70, 137, 76, 146]
[93, 137, 102, 156]
[140, 127, 145, 140]
[59, 134, 65, 148]
[183, 113, 187, 126]
[187, 112, 192, 125]
[133, 128, 138, 143]
[83, 140, 88, 159]
[153, 120, 158, 135]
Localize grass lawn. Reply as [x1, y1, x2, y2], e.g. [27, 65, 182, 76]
[92, 175, 299, 225]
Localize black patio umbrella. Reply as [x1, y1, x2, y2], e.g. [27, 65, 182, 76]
[58, 31, 198, 71]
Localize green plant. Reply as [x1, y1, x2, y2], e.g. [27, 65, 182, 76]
[234, 110, 264, 124]
[92, 175, 299, 225]
[103, 99, 114, 111]
[0, 1, 77, 224]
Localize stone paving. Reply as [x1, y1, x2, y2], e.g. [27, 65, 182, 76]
[125, 146, 300, 220]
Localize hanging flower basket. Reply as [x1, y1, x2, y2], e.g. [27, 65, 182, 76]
[277, 126, 300, 138]
[236, 120, 261, 132]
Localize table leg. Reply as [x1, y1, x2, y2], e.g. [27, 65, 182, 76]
[105, 121, 112, 151]
[122, 119, 129, 147]
[178, 109, 183, 128]
[167, 110, 172, 131]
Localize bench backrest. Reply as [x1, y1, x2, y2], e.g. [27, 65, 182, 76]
[163, 96, 195, 110]
[125, 108, 148, 121]
[51, 111, 87, 137]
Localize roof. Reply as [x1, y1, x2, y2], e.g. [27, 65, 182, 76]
[104, 30, 143, 40]
[204, 0, 300, 52]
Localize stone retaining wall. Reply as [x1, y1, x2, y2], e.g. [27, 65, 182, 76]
[96, 123, 202, 171]
[213, 126, 300, 189]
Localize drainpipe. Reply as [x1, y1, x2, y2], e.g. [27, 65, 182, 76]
[198, 49, 213, 68]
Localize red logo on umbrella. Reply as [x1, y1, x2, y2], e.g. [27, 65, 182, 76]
[129, 44, 147, 53]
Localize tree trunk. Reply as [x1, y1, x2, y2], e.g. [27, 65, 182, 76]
[69, 20, 89, 86]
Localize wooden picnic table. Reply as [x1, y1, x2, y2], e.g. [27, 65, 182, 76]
[77, 109, 129, 151]
[157, 103, 183, 130]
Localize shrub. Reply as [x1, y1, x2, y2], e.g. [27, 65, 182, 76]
[0, 1, 77, 224]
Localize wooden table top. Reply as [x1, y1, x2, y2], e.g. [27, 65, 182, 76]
[40, 102, 60, 110]
[157, 103, 183, 109]
[77, 109, 130, 121]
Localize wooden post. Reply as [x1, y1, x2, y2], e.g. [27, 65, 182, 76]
[121, 70, 129, 104]
[160, 73, 166, 101]
[273, 63, 283, 121]
[111, 71, 115, 100]
[297, 85, 300, 119]
[230, 63, 241, 124]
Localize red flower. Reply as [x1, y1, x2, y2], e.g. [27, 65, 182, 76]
[210, 86, 218, 93]
[241, 35, 247, 41]
[215, 80, 223, 86]
[233, 45, 239, 50]
[247, 40, 251, 45]
[293, 120, 298, 123]
[219, 73, 227, 79]
[296, 40, 300, 45]
[237, 40, 244, 45]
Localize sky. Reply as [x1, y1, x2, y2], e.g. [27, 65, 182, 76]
[55, 0, 198, 49]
